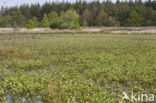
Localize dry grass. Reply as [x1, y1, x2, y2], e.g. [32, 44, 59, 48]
[1, 27, 156, 35]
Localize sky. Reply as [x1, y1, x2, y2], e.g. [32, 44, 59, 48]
[1, 0, 113, 8]
[0, 0, 146, 8]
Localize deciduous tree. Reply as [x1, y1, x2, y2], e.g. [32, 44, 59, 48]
[60, 9, 80, 29]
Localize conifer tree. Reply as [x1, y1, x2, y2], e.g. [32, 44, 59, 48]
[125, 10, 142, 26]
[41, 14, 50, 28]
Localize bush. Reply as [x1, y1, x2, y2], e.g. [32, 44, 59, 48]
[27, 20, 34, 29]
[50, 22, 60, 29]
[82, 20, 87, 28]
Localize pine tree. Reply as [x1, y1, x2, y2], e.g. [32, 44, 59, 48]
[95, 10, 108, 26]
[125, 10, 142, 26]
[81, 9, 92, 26]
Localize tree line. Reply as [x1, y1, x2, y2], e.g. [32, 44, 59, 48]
[0, 0, 156, 29]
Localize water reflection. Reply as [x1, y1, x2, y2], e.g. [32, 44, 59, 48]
[5, 93, 42, 103]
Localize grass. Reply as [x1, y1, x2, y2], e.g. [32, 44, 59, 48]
[0, 33, 156, 102]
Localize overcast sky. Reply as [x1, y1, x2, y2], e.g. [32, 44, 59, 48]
[0, 0, 147, 8]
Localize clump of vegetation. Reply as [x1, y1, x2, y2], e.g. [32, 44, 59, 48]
[82, 20, 88, 28]
[41, 14, 50, 28]
[27, 20, 34, 29]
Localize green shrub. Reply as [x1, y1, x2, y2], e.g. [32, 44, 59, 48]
[27, 20, 34, 29]
[82, 20, 87, 28]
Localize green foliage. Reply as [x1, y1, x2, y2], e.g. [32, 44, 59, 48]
[151, 10, 156, 25]
[95, 10, 108, 26]
[48, 11, 60, 29]
[82, 20, 88, 28]
[26, 17, 39, 29]
[72, 19, 80, 29]
[32, 16, 39, 27]
[48, 11, 59, 24]
[95, 10, 119, 26]
[0, 15, 12, 27]
[0, 34, 155, 102]
[27, 20, 34, 29]
[41, 14, 50, 28]
[125, 10, 143, 26]
[12, 22, 18, 29]
[107, 16, 120, 26]
[10, 11, 26, 27]
[81, 9, 92, 26]
[20, 5, 32, 20]
[0, 11, 25, 28]
[60, 9, 80, 29]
